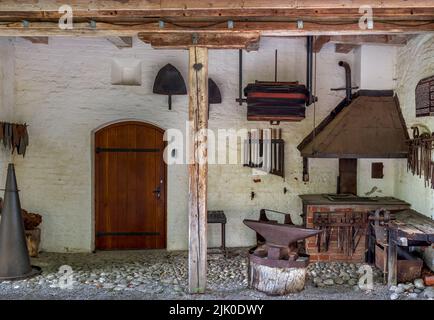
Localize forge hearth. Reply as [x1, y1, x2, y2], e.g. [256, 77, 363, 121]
[300, 194, 410, 263]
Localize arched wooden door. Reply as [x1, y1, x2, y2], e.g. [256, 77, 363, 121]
[95, 121, 166, 250]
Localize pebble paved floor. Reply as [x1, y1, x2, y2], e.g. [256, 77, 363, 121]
[0, 249, 431, 300]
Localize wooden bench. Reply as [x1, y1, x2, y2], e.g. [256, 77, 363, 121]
[387, 209, 434, 286]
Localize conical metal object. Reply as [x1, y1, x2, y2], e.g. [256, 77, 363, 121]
[153, 63, 187, 110]
[0, 164, 41, 281]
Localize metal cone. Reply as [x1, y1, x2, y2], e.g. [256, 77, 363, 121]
[0, 164, 41, 280]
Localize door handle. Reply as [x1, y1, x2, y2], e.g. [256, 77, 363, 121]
[152, 186, 161, 199]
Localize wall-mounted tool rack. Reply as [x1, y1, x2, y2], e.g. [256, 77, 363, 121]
[243, 128, 284, 178]
[407, 126, 434, 189]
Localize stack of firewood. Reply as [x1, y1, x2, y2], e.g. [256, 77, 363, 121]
[0, 197, 42, 230]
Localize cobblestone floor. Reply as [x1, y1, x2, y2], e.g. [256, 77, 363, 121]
[0, 249, 431, 300]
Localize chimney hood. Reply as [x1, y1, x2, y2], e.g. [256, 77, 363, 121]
[297, 90, 409, 159]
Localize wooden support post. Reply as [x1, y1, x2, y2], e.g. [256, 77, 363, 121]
[188, 46, 208, 294]
[387, 228, 398, 287]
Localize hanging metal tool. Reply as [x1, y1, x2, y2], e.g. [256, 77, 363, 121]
[153, 63, 187, 110]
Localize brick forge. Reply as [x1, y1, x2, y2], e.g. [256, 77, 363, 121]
[303, 201, 410, 263]
[305, 206, 367, 263]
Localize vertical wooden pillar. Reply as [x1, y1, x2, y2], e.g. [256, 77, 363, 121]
[387, 228, 398, 287]
[188, 46, 208, 294]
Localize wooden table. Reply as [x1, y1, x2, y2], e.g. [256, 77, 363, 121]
[207, 210, 227, 255]
[387, 209, 434, 286]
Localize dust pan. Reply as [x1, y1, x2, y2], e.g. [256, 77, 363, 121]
[208, 78, 222, 105]
[0, 164, 41, 281]
[153, 63, 187, 110]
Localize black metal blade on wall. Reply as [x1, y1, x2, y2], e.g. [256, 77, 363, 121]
[153, 63, 187, 110]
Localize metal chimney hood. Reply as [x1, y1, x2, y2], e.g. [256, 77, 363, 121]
[298, 90, 409, 158]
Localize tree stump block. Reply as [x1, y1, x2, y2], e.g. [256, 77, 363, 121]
[249, 260, 307, 295]
[25, 228, 41, 257]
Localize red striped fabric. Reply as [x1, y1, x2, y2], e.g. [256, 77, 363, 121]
[248, 92, 308, 100]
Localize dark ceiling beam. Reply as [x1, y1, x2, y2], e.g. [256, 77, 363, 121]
[106, 36, 133, 49]
[313, 36, 331, 52]
[138, 32, 260, 50]
[335, 43, 359, 54]
[314, 34, 415, 53]
[0, 0, 433, 20]
[21, 36, 49, 44]
[0, 20, 433, 37]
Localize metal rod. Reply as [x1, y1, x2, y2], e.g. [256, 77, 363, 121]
[338, 61, 352, 103]
[238, 49, 243, 105]
[274, 49, 278, 82]
[306, 36, 313, 105]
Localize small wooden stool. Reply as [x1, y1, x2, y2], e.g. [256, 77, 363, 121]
[207, 210, 227, 256]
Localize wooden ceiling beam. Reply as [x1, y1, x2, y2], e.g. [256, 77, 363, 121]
[314, 34, 415, 52]
[0, 1, 433, 20]
[329, 34, 412, 45]
[313, 36, 331, 52]
[335, 43, 359, 54]
[106, 36, 133, 49]
[0, 20, 433, 37]
[138, 32, 260, 50]
[21, 36, 48, 44]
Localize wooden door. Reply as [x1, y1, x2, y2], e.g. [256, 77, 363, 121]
[95, 122, 166, 250]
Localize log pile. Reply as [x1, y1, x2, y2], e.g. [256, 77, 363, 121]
[0, 197, 42, 230]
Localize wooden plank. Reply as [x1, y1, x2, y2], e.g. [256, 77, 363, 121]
[138, 32, 260, 49]
[335, 43, 359, 53]
[330, 35, 411, 45]
[313, 36, 331, 52]
[21, 36, 48, 44]
[1, 1, 433, 20]
[387, 228, 398, 287]
[106, 36, 133, 49]
[1, 20, 433, 37]
[314, 35, 411, 52]
[391, 209, 434, 241]
[188, 46, 208, 294]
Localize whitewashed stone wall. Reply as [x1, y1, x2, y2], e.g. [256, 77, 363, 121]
[354, 45, 399, 198]
[0, 36, 403, 252]
[0, 38, 14, 184]
[395, 34, 434, 220]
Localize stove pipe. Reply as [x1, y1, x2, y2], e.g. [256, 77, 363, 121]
[338, 61, 352, 103]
